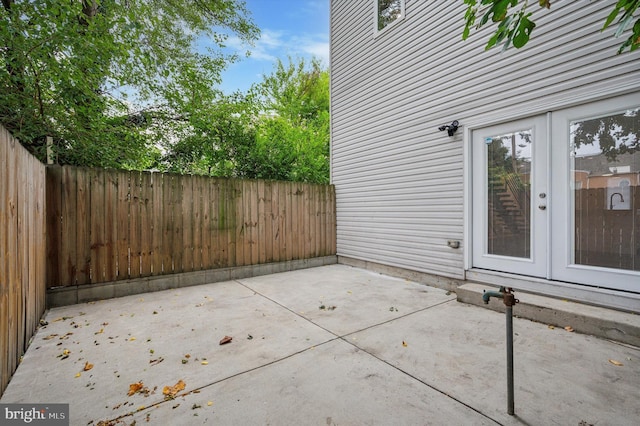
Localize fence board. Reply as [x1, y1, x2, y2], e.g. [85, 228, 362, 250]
[200, 177, 211, 269]
[104, 171, 118, 281]
[0, 127, 8, 393]
[233, 180, 243, 266]
[140, 172, 153, 277]
[17, 151, 27, 357]
[172, 175, 184, 273]
[60, 167, 77, 285]
[128, 171, 141, 279]
[116, 171, 129, 279]
[46, 166, 62, 287]
[259, 180, 268, 263]
[210, 179, 220, 268]
[151, 173, 163, 275]
[76, 169, 91, 285]
[162, 174, 174, 273]
[193, 176, 203, 271]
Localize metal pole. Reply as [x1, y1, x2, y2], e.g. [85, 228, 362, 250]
[506, 305, 514, 415]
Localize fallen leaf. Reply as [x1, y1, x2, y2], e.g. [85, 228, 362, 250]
[609, 359, 624, 367]
[75, 372, 81, 378]
[548, 325, 555, 330]
[201, 361, 209, 365]
[43, 334, 58, 340]
[564, 326, 574, 332]
[129, 337, 136, 341]
[184, 354, 191, 359]
[162, 380, 186, 399]
[128, 382, 144, 396]
[95, 328, 104, 335]
[402, 341, 408, 347]
[84, 361, 94, 371]
[219, 336, 232, 345]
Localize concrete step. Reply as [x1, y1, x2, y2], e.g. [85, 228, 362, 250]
[456, 283, 640, 347]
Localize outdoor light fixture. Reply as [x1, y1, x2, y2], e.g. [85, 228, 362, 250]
[438, 120, 459, 137]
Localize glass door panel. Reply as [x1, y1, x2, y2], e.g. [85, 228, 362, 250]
[486, 130, 532, 258]
[571, 107, 640, 271]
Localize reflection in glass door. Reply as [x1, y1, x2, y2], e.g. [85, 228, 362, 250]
[486, 130, 532, 258]
[571, 107, 640, 271]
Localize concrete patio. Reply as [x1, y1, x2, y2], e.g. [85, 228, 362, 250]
[2, 264, 639, 425]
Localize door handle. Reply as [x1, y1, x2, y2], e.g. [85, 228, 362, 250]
[538, 205, 546, 210]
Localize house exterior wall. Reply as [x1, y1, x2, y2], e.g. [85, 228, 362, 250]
[330, 0, 640, 281]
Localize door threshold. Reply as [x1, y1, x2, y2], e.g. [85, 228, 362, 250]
[466, 269, 640, 313]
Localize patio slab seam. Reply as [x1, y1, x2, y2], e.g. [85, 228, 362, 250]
[338, 336, 503, 426]
[93, 337, 344, 426]
[234, 279, 458, 341]
[228, 281, 505, 423]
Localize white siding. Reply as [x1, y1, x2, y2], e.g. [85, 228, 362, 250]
[330, 0, 640, 279]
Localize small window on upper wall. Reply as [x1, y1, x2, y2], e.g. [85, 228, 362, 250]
[376, 0, 404, 34]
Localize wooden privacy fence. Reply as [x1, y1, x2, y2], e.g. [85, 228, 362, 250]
[0, 126, 47, 396]
[575, 186, 640, 271]
[46, 166, 336, 288]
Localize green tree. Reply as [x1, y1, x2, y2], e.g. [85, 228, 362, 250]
[160, 57, 331, 183]
[159, 91, 260, 177]
[251, 57, 330, 183]
[0, 0, 258, 168]
[462, 0, 639, 54]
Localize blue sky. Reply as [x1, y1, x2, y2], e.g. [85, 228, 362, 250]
[217, 0, 330, 94]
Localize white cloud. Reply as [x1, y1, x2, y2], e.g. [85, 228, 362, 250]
[226, 28, 328, 66]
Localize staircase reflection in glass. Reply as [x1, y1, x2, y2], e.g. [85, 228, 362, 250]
[486, 130, 532, 258]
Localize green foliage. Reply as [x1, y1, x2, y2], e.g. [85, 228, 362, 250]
[159, 57, 331, 184]
[252, 58, 330, 183]
[0, 0, 258, 168]
[462, 0, 639, 53]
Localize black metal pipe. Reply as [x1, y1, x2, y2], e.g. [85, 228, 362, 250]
[506, 305, 514, 416]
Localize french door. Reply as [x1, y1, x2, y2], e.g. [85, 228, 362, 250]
[550, 93, 640, 291]
[472, 93, 640, 292]
[472, 115, 548, 278]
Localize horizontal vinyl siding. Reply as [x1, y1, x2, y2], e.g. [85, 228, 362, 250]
[330, 0, 640, 279]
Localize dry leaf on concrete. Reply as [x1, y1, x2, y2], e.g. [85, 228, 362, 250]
[162, 379, 186, 399]
[219, 336, 232, 345]
[128, 382, 144, 396]
[608, 359, 624, 367]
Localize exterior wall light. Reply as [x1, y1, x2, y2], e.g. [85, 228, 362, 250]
[438, 120, 459, 136]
